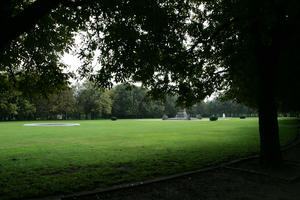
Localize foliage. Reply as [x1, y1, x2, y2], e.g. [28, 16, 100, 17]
[77, 1, 222, 107]
[188, 100, 255, 118]
[209, 116, 218, 121]
[110, 84, 165, 118]
[16, 97, 36, 120]
[50, 89, 76, 119]
[0, 82, 257, 121]
[76, 82, 112, 119]
[200, 0, 300, 110]
[0, 87, 35, 120]
[2, 0, 298, 111]
[0, 0, 87, 96]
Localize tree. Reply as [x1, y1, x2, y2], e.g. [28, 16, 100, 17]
[0, 84, 36, 121]
[195, 0, 300, 166]
[77, 82, 112, 119]
[187, 100, 255, 118]
[162, 95, 178, 117]
[77, 0, 300, 167]
[32, 95, 55, 120]
[16, 97, 36, 120]
[98, 91, 112, 118]
[0, 90, 19, 121]
[0, 0, 91, 96]
[50, 89, 76, 120]
[110, 84, 166, 118]
[110, 84, 142, 118]
[1, 0, 299, 167]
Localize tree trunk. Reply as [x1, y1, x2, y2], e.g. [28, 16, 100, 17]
[258, 96, 282, 167]
[248, 1, 285, 168]
[257, 48, 282, 168]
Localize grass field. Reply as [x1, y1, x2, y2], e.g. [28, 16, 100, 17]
[0, 118, 298, 199]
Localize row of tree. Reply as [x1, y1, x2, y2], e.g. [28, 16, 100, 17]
[0, 82, 257, 121]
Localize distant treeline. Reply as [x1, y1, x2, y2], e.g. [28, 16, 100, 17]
[0, 82, 257, 121]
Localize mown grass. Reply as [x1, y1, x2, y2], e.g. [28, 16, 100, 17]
[0, 118, 298, 199]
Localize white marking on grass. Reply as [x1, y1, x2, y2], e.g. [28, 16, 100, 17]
[24, 123, 80, 127]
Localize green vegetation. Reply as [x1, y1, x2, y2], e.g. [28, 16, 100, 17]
[0, 118, 297, 199]
[209, 116, 218, 121]
[0, 82, 256, 121]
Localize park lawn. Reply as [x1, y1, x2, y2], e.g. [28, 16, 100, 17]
[0, 118, 298, 199]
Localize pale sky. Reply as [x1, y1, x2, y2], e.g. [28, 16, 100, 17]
[61, 53, 82, 85]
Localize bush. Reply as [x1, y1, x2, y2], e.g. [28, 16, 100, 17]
[209, 116, 218, 121]
[111, 117, 117, 121]
[240, 116, 246, 119]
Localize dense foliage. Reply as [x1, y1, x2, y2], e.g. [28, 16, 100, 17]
[0, 82, 256, 121]
[209, 116, 218, 121]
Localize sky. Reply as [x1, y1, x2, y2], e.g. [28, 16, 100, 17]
[61, 53, 82, 85]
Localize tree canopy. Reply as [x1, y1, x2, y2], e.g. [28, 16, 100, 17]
[0, 0, 89, 96]
[2, 0, 299, 108]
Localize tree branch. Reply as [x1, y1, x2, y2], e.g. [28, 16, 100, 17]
[188, 17, 237, 53]
[60, 0, 88, 8]
[0, 0, 64, 52]
[7, 65, 17, 87]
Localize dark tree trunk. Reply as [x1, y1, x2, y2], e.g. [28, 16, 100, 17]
[258, 95, 282, 167]
[248, 1, 285, 168]
[257, 46, 282, 168]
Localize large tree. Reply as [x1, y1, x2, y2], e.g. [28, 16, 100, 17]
[77, 0, 300, 167]
[198, 0, 300, 166]
[110, 84, 165, 118]
[1, 0, 299, 167]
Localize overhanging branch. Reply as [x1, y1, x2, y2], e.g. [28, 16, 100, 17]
[0, 0, 90, 53]
[188, 17, 237, 53]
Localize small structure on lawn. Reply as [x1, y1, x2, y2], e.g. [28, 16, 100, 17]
[165, 108, 191, 120]
[175, 109, 190, 120]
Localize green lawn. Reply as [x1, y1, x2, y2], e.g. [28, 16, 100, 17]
[0, 118, 298, 199]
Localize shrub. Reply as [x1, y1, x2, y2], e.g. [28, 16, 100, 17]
[111, 117, 117, 121]
[209, 116, 218, 121]
[240, 116, 246, 119]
